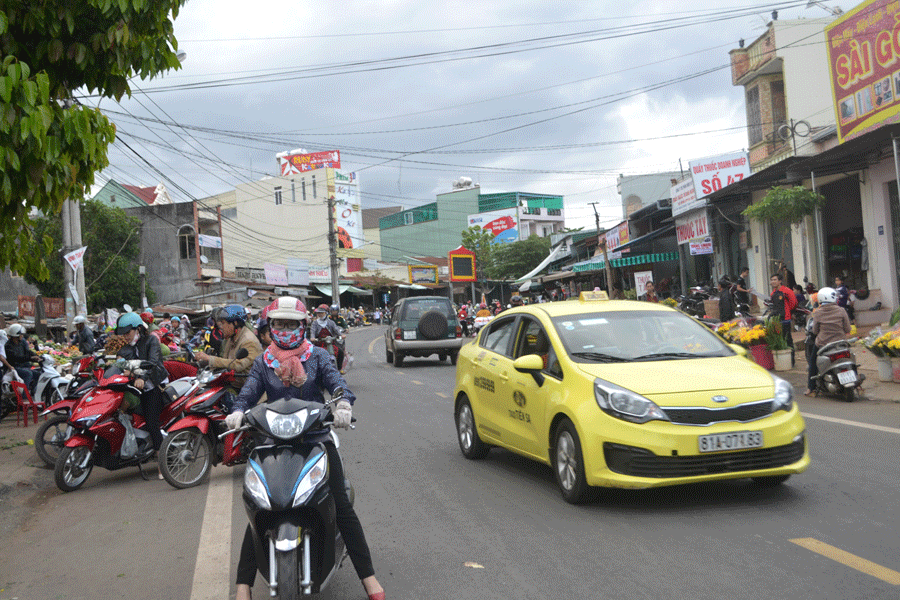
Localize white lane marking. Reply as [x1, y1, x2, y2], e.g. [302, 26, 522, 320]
[436, 393, 448, 398]
[802, 412, 900, 435]
[411, 380, 423, 385]
[190, 469, 233, 600]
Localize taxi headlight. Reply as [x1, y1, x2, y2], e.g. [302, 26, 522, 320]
[266, 409, 308, 440]
[594, 379, 670, 424]
[244, 460, 272, 510]
[772, 376, 794, 412]
[292, 452, 328, 507]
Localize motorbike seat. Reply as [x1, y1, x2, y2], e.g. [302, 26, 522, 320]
[164, 378, 195, 404]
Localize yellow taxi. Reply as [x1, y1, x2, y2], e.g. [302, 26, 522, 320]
[453, 291, 809, 503]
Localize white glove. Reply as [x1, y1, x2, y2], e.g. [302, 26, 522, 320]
[332, 400, 352, 429]
[225, 411, 245, 430]
[13, 371, 24, 383]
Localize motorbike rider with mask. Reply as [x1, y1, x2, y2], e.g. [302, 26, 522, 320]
[193, 305, 261, 389]
[311, 304, 346, 372]
[5, 324, 37, 392]
[115, 313, 169, 461]
[224, 297, 385, 600]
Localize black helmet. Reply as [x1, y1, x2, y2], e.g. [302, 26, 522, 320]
[510, 294, 523, 305]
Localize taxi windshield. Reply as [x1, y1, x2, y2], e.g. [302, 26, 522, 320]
[551, 310, 733, 362]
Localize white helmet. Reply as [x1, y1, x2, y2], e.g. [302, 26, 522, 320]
[266, 296, 308, 323]
[817, 286, 837, 305]
[7, 324, 25, 337]
[73, 315, 86, 325]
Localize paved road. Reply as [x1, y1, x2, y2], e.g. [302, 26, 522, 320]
[1, 326, 898, 599]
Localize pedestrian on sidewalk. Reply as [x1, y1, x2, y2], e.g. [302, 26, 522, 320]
[770, 273, 797, 366]
[805, 287, 852, 396]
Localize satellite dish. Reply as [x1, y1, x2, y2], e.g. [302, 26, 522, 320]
[123, 303, 133, 313]
[200, 254, 209, 264]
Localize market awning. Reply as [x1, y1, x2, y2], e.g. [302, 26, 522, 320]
[314, 284, 372, 297]
[541, 270, 575, 282]
[611, 225, 675, 254]
[513, 243, 567, 283]
[397, 283, 430, 290]
[571, 252, 679, 273]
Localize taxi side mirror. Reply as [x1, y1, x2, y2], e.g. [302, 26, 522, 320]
[513, 354, 545, 386]
[728, 343, 748, 357]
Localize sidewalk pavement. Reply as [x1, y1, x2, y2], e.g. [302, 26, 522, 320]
[786, 329, 900, 404]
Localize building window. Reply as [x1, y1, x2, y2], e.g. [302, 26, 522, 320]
[178, 225, 196, 260]
[110, 194, 116, 203]
[746, 86, 762, 146]
[274, 186, 283, 205]
[302, 179, 307, 202]
[771, 80, 786, 140]
[312, 175, 316, 198]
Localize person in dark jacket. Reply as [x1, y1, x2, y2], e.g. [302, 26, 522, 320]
[5, 324, 37, 391]
[769, 273, 797, 366]
[806, 287, 851, 396]
[717, 278, 736, 321]
[71, 315, 95, 355]
[225, 297, 385, 600]
[115, 312, 168, 456]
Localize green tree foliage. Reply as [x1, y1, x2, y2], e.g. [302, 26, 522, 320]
[490, 234, 552, 279]
[461, 226, 495, 281]
[0, 1, 184, 280]
[26, 198, 154, 312]
[742, 186, 825, 225]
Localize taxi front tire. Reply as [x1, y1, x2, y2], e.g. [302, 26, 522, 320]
[456, 396, 489, 459]
[553, 419, 598, 504]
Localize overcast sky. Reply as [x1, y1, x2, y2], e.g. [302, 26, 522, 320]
[93, 0, 848, 233]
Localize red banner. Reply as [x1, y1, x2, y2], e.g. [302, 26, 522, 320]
[277, 150, 341, 175]
[827, 0, 900, 142]
[448, 246, 477, 282]
[17, 295, 65, 319]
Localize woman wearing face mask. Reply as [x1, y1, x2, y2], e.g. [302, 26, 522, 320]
[225, 297, 384, 600]
[115, 312, 169, 459]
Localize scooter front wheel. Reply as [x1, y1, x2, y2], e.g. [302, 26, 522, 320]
[35, 415, 73, 467]
[276, 547, 300, 600]
[160, 429, 212, 489]
[55, 446, 93, 492]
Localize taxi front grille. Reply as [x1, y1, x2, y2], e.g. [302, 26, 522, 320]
[661, 400, 773, 425]
[603, 439, 805, 479]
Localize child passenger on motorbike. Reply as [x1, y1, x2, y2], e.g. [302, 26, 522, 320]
[224, 297, 384, 600]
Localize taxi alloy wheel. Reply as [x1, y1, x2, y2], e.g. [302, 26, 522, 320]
[456, 397, 489, 459]
[553, 420, 597, 504]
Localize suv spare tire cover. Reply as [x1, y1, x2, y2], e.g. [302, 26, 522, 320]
[418, 310, 448, 340]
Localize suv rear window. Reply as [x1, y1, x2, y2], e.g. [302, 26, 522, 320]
[400, 299, 453, 320]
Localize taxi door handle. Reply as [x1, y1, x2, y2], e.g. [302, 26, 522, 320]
[498, 371, 509, 381]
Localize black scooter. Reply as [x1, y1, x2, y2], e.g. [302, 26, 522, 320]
[222, 392, 354, 599]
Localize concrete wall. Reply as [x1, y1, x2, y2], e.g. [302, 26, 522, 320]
[0, 269, 39, 314]
[379, 186, 480, 262]
[863, 160, 900, 309]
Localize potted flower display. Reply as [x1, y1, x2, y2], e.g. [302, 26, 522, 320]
[717, 320, 772, 369]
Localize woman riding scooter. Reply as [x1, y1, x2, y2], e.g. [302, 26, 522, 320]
[805, 287, 852, 397]
[224, 297, 385, 600]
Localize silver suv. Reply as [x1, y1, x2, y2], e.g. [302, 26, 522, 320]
[384, 296, 463, 367]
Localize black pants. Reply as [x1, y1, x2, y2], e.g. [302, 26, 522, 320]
[807, 343, 821, 391]
[236, 440, 375, 586]
[138, 386, 165, 452]
[782, 320, 795, 366]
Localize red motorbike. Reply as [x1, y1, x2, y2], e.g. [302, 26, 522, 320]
[54, 360, 199, 492]
[158, 350, 252, 489]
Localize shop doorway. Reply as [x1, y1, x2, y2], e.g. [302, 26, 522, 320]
[887, 181, 900, 301]
[820, 176, 864, 290]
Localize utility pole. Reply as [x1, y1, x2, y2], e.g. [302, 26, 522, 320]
[590, 202, 614, 296]
[327, 195, 341, 310]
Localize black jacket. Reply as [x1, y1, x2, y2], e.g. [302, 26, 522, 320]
[116, 334, 168, 387]
[5, 338, 35, 367]
[719, 291, 736, 321]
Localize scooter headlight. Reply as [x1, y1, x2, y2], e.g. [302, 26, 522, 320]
[244, 460, 272, 510]
[76, 415, 99, 428]
[265, 409, 309, 440]
[292, 451, 328, 507]
[771, 376, 794, 412]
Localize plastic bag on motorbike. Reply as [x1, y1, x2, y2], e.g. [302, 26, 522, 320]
[119, 412, 138, 459]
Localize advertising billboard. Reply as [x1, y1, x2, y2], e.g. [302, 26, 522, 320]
[277, 150, 341, 176]
[675, 209, 710, 245]
[670, 177, 703, 218]
[330, 170, 364, 250]
[826, 0, 900, 142]
[689, 151, 750, 199]
[409, 265, 439, 284]
[467, 209, 519, 244]
[448, 246, 477, 282]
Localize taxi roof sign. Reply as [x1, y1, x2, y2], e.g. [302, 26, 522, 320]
[579, 290, 609, 301]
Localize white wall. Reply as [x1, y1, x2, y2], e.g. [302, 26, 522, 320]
[864, 160, 900, 308]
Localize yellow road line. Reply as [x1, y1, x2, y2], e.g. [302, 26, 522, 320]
[367, 337, 379, 356]
[789, 538, 900, 585]
[436, 392, 448, 398]
[411, 380, 423, 385]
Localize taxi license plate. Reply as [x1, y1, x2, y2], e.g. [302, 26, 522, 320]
[837, 370, 857, 385]
[403, 330, 417, 340]
[698, 431, 763, 453]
